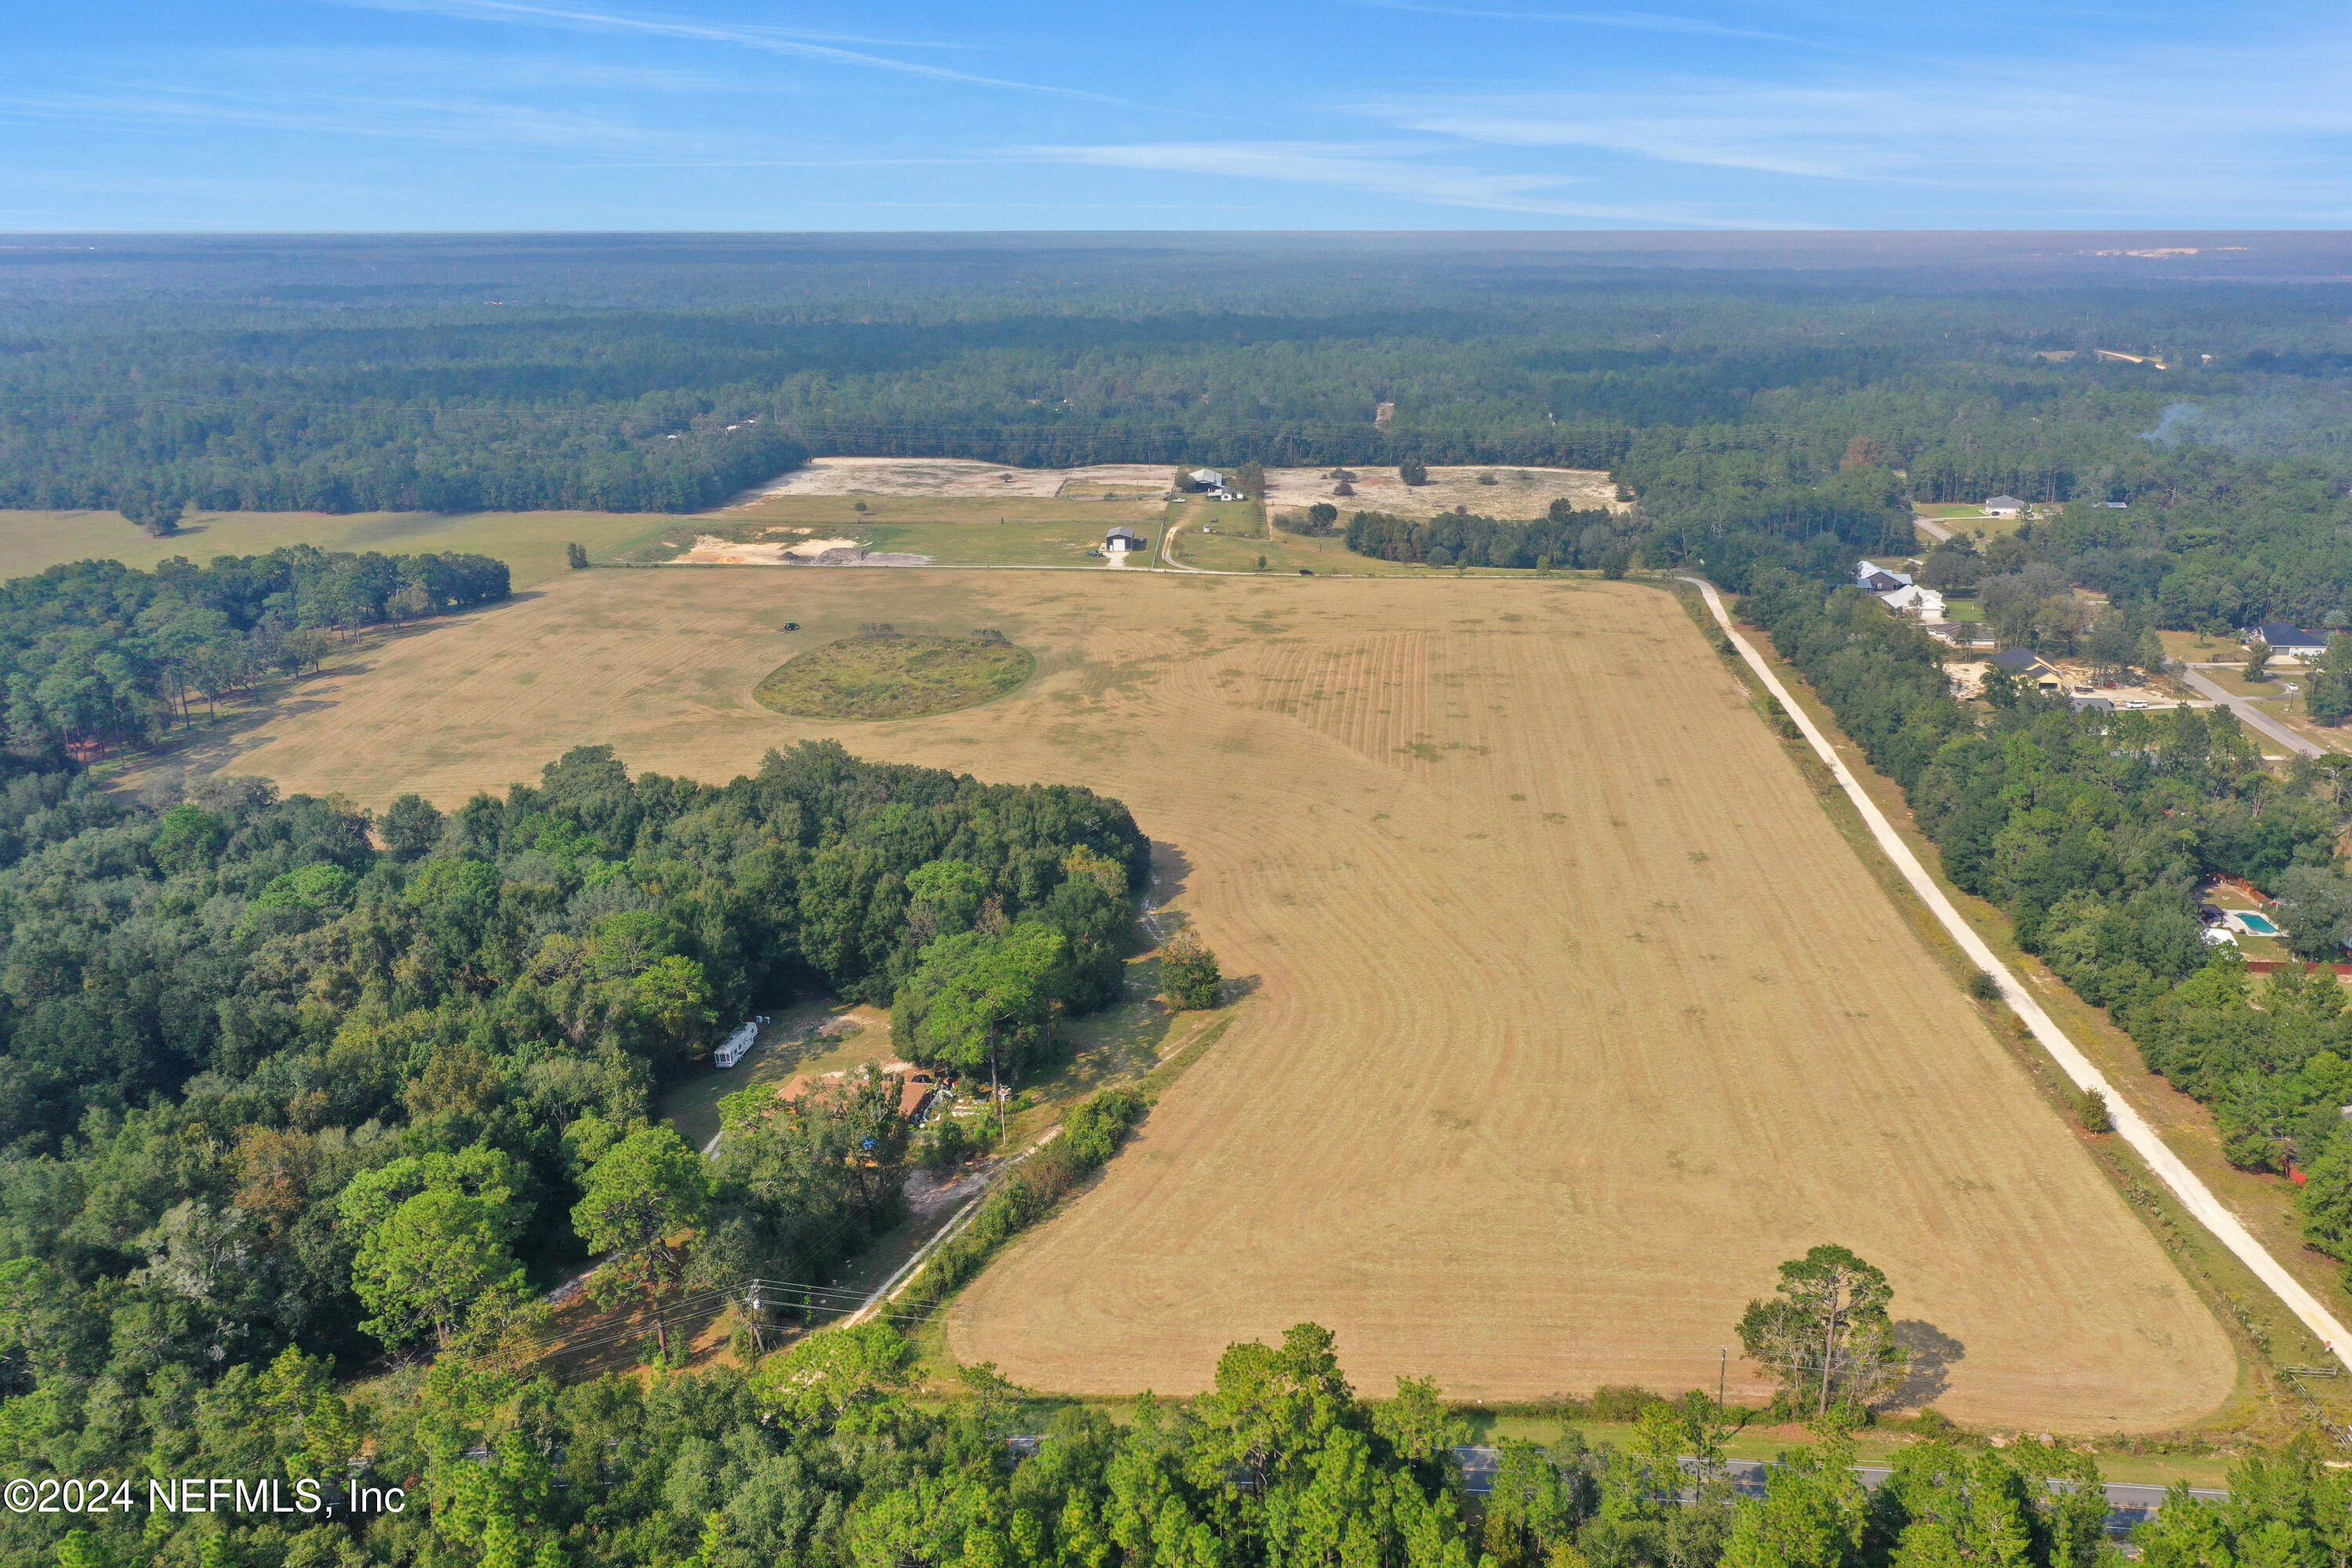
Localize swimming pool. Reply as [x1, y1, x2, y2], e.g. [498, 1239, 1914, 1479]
[2239, 912, 2281, 935]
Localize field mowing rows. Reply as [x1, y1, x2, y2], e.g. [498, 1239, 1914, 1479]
[197, 568, 2234, 1428]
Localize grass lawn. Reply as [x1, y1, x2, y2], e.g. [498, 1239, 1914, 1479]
[1918, 512, 2031, 540]
[656, 1001, 891, 1152]
[2158, 630, 2259, 665]
[1018, 955, 1240, 1107]
[2260, 702, 2352, 755]
[0, 507, 667, 587]
[2195, 666, 2292, 700]
[863, 520, 1152, 568]
[1943, 601, 1985, 622]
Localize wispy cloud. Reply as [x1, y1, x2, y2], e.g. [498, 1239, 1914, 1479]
[1359, 32, 2352, 217]
[1015, 141, 1754, 224]
[1351, 0, 1817, 45]
[334, 0, 1136, 104]
[0, 80, 688, 155]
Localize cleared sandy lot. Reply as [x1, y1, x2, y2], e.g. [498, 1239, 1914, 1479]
[672, 531, 880, 564]
[1261, 463, 1621, 518]
[211, 569, 2234, 1428]
[731, 457, 1623, 520]
[731, 458, 1177, 503]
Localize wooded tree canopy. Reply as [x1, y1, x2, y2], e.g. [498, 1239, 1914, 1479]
[0, 737, 1146, 1552]
[0, 546, 509, 757]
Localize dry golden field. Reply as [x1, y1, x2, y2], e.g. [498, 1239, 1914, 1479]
[209, 568, 2235, 1428]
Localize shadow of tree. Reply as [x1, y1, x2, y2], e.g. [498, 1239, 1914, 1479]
[1892, 1319, 1965, 1407]
[1142, 840, 1192, 935]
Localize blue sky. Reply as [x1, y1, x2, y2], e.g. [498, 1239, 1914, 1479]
[5, 0, 2350, 230]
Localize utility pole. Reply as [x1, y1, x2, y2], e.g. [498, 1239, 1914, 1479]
[742, 1283, 768, 1356]
[987, 1022, 1005, 1140]
[1718, 1347, 1727, 1421]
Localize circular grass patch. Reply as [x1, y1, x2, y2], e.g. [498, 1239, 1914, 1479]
[753, 629, 1035, 720]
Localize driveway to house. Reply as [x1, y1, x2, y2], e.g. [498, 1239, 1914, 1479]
[1913, 516, 1954, 543]
[2177, 666, 2323, 758]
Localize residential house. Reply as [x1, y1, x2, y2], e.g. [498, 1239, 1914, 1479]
[1879, 584, 1946, 618]
[1990, 647, 2064, 692]
[2251, 622, 2330, 659]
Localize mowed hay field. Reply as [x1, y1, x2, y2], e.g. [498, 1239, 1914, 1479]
[212, 568, 2236, 1428]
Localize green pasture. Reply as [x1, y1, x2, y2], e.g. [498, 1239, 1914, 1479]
[754, 631, 1036, 720]
[861, 519, 1156, 568]
[0, 507, 663, 587]
[657, 1003, 889, 1153]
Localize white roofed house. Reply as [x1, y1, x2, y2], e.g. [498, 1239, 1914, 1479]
[1983, 495, 2026, 517]
[1188, 469, 1225, 490]
[1879, 583, 1946, 618]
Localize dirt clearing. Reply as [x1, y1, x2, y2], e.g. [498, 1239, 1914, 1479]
[732, 458, 1177, 503]
[1261, 463, 1621, 518]
[730, 457, 1622, 521]
[207, 569, 2234, 1429]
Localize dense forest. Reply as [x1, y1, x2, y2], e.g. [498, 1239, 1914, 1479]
[0, 547, 510, 758]
[9, 237, 2352, 591]
[21, 1290, 2257, 1568]
[0, 739, 1147, 1563]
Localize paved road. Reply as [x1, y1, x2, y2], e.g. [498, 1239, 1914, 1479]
[1676, 575, 2352, 1370]
[1452, 1448, 2223, 1532]
[1913, 516, 1954, 543]
[2176, 666, 2325, 758]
